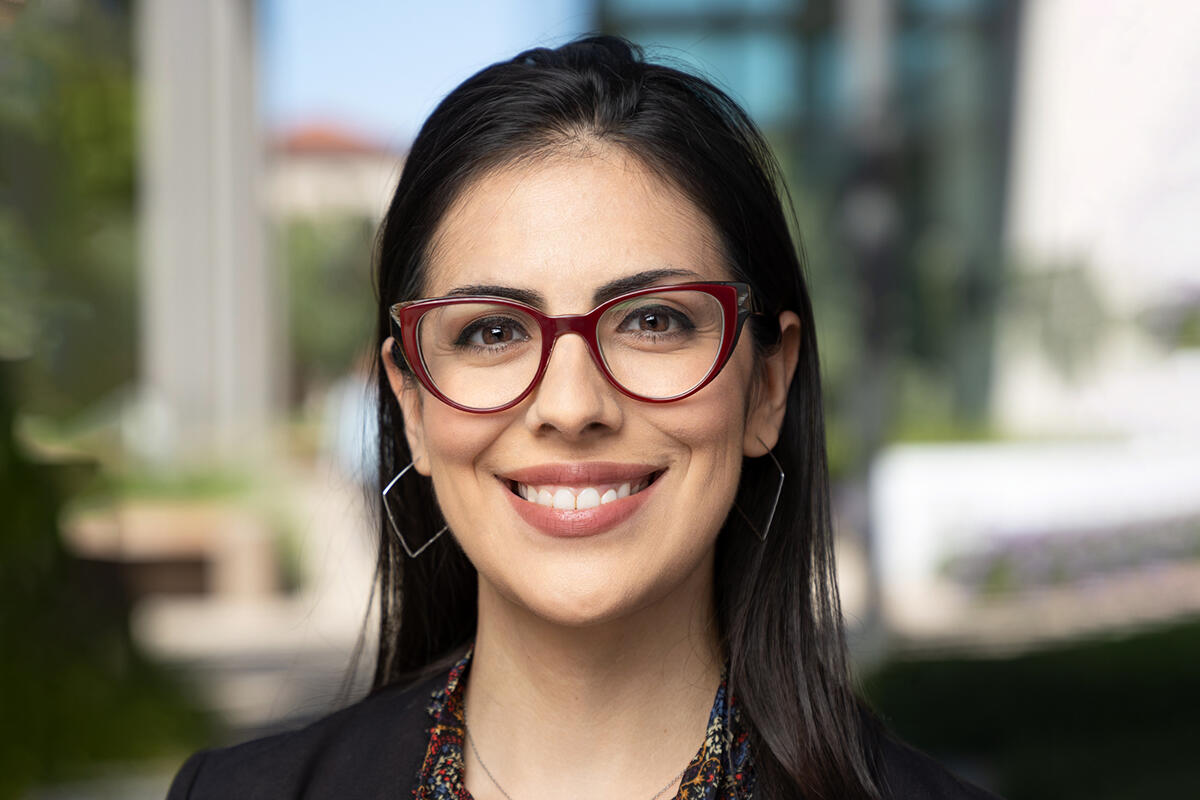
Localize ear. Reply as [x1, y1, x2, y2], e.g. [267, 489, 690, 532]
[381, 337, 431, 476]
[744, 311, 801, 457]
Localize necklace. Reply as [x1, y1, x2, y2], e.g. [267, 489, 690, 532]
[463, 719, 689, 800]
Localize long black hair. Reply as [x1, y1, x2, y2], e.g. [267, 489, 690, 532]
[371, 35, 880, 800]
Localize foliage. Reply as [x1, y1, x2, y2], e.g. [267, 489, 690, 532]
[0, 0, 139, 421]
[864, 619, 1200, 799]
[281, 215, 377, 403]
[0, 360, 210, 799]
[1001, 262, 1109, 380]
[1175, 306, 1200, 349]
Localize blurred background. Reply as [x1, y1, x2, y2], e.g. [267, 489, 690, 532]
[2, 0, 1198, 797]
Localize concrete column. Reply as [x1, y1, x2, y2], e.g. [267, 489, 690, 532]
[840, 0, 894, 138]
[136, 0, 278, 462]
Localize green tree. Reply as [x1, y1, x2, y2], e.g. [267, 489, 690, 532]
[0, 360, 209, 797]
[0, 0, 138, 420]
[281, 215, 377, 403]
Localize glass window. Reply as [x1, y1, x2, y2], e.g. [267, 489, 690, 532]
[636, 32, 805, 126]
[608, 0, 801, 15]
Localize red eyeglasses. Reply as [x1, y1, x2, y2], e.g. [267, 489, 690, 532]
[390, 281, 756, 413]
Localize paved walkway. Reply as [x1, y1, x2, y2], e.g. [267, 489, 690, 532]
[133, 459, 378, 741]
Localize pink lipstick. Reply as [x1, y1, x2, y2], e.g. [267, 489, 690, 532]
[498, 462, 664, 538]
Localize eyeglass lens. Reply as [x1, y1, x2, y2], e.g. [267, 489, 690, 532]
[414, 289, 727, 409]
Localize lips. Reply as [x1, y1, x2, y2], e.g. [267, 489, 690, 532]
[497, 462, 664, 537]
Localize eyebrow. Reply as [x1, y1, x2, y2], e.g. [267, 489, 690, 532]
[444, 268, 703, 309]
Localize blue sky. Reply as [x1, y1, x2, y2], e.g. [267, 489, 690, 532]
[259, 0, 594, 147]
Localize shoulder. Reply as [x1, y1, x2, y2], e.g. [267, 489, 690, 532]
[871, 728, 1003, 800]
[166, 670, 446, 800]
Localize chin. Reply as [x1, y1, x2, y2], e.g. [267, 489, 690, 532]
[490, 551, 707, 630]
[505, 570, 642, 628]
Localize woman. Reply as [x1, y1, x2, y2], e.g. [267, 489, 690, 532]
[169, 36, 998, 800]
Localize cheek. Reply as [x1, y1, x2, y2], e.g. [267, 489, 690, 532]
[422, 406, 496, 462]
[667, 348, 754, 455]
[645, 351, 756, 518]
[418, 403, 506, 502]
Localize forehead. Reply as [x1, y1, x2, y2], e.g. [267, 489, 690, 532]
[423, 149, 729, 308]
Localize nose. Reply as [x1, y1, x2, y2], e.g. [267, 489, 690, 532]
[524, 332, 622, 439]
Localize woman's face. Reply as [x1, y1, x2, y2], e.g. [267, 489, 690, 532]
[383, 148, 798, 627]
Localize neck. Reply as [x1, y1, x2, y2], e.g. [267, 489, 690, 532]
[462, 556, 722, 800]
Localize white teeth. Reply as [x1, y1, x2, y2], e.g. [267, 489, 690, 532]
[514, 476, 656, 510]
[552, 489, 575, 510]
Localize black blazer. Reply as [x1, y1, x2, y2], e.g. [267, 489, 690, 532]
[166, 667, 1000, 799]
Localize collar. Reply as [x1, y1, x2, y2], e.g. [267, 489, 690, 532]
[414, 647, 755, 799]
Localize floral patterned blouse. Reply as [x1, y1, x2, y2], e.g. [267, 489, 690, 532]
[413, 649, 755, 799]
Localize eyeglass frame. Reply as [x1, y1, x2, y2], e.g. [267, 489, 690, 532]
[389, 281, 759, 414]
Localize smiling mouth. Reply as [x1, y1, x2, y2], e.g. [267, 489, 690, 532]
[504, 471, 664, 511]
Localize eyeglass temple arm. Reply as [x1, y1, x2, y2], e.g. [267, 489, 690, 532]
[387, 310, 412, 371]
[737, 284, 766, 318]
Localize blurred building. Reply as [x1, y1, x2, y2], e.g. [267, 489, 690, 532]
[267, 123, 401, 221]
[600, 0, 1020, 425]
[998, 0, 1200, 440]
[874, 1, 1200, 647]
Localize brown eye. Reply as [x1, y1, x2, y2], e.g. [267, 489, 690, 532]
[615, 303, 694, 336]
[481, 325, 512, 344]
[639, 312, 669, 332]
[455, 315, 531, 349]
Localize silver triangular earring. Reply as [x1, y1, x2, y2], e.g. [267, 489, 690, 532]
[733, 436, 786, 542]
[381, 460, 448, 558]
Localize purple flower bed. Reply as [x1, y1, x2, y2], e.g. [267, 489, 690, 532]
[940, 513, 1200, 595]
